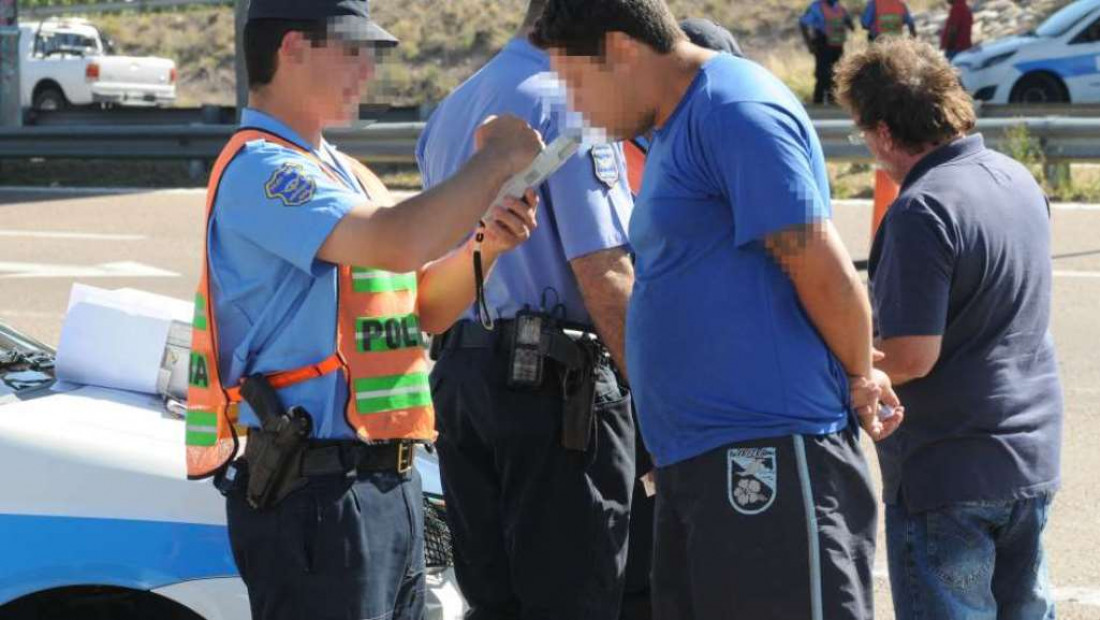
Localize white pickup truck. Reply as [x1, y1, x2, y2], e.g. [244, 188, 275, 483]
[18, 18, 177, 111]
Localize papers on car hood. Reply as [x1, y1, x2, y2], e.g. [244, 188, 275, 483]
[55, 284, 191, 396]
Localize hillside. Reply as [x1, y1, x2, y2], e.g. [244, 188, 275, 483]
[72, 0, 1071, 106]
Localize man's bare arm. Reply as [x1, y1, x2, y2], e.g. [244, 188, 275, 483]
[876, 335, 942, 386]
[318, 116, 541, 273]
[766, 220, 873, 378]
[766, 220, 903, 440]
[571, 247, 635, 380]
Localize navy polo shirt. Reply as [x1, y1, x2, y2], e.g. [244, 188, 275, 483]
[869, 134, 1063, 513]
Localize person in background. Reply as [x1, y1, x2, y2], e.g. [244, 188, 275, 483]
[836, 36, 1063, 620]
[801, 0, 856, 104]
[862, 0, 917, 40]
[941, 0, 973, 59]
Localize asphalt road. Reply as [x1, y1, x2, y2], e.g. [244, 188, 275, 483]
[1, 187, 1098, 619]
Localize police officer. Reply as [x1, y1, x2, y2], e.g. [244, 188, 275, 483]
[801, 0, 856, 105]
[862, 0, 918, 40]
[184, 2, 544, 619]
[416, 1, 637, 618]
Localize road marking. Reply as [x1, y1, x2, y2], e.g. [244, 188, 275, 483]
[0, 230, 145, 241]
[0, 261, 179, 279]
[1054, 270, 1100, 278]
[0, 186, 205, 197]
[834, 199, 1100, 212]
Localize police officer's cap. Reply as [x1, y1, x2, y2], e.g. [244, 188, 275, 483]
[247, 0, 398, 47]
[680, 18, 743, 58]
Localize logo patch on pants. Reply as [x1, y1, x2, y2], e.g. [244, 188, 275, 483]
[727, 447, 777, 515]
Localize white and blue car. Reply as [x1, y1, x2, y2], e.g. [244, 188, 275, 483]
[0, 321, 465, 620]
[954, 0, 1100, 103]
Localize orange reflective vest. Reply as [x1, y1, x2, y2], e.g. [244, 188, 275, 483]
[186, 129, 436, 480]
[821, 1, 849, 47]
[875, 0, 907, 36]
[624, 139, 647, 197]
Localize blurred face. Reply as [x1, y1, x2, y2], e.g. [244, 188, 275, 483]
[283, 32, 376, 126]
[549, 40, 651, 140]
[862, 123, 907, 184]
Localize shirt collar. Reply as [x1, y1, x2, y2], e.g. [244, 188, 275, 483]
[239, 108, 327, 153]
[903, 134, 985, 189]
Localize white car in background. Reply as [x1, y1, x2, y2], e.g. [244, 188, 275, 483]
[953, 0, 1100, 103]
[0, 321, 464, 620]
[18, 18, 177, 111]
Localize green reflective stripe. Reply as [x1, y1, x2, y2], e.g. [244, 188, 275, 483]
[355, 314, 422, 352]
[353, 372, 432, 415]
[351, 268, 417, 293]
[193, 293, 208, 331]
[186, 410, 219, 446]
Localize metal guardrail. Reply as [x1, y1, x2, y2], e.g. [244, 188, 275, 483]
[23, 104, 426, 127]
[806, 103, 1100, 120]
[1, 117, 1099, 165]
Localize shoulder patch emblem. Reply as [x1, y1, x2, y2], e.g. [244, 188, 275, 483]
[264, 163, 317, 207]
[727, 447, 778, 516]
[591, 143, 620, 188]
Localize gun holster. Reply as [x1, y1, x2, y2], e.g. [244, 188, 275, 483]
[556, 335, 601, 453]
[239, 374, 313, 511]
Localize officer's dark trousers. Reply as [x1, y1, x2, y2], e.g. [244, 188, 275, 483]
[431, 345, 635, 620]
[813, 45, 845, 105]
[226, 467, 426, 620]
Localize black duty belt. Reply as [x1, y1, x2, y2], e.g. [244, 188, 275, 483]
[433, 319, 600, 370]
[293, 440, 417, 477]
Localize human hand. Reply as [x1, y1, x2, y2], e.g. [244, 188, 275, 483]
[853, 368, 905, 442]
[481, 189, 539, 256]
[475, 115, 545, 176]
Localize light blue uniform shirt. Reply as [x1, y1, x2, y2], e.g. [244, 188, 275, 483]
[416, 37, 633, 325]
[628, 55, 850, 468]
[209, 108, 369, 439]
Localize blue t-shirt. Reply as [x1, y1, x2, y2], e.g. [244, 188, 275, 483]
[209, 108, 369, 439]
[416, 38, 633, 325]
[627, 54, 849, 468]
[869, 135, 1063, 513]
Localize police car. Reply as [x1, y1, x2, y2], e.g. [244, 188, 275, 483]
[953, 0, 1100, 103]
[0, 320, 465, 620]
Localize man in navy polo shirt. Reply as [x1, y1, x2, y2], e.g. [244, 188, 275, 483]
[836, 37, 1063, 620]
[533, 1, 902, 618]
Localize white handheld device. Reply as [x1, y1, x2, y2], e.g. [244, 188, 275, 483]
[486, 130, 584, 214]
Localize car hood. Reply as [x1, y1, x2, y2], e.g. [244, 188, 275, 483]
[954, 35, 1034, 67]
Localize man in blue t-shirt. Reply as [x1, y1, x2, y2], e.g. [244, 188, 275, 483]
[533, 1, 902, 619]
[836, 38, 1062, 620]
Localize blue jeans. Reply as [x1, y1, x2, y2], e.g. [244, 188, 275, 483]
[886, 496, 1055, 620]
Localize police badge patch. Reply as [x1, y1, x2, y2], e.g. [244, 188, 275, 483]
[265, 163, 317, 207]
[591, 144, 619, 188]
[727, 447, 778, 515]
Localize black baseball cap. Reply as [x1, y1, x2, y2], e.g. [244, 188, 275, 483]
[680, 18, 743, 58]
[247, 0, 399, 47]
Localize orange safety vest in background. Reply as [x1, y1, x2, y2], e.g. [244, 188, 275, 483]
[821, 1, 849, 47]
[624, 139, 647, 197]
[875, 0, 907, 36]
[186, 129, 437, 480]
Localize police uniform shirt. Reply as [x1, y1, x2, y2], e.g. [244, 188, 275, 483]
[209, 108, 370, 439]
[416, 37, 633, 325]
[628, 55, 849, 468]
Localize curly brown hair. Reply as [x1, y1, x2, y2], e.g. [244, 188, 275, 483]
[834, 37, 976, 154]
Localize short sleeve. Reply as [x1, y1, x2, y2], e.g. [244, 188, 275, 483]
[543, 126, 632, 261]
[800, 4, 823, 30]
[215, 143, 361, 277]
[701, 102, 830, 247]
[871, 204, 956, 338]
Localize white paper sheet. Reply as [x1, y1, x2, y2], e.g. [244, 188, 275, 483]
[55, 285, 192, 396]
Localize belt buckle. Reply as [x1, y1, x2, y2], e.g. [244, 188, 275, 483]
[396, 442, 414, 474]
